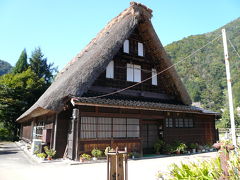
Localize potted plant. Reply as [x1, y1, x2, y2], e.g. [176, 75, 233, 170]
[37, 153, 46, 161]
[154, 139, 164, 154]
[176, 143, 187, 154]
[80, 153, 91, 162]
[189, 143, 197, 153]
[91, 148, 102, 160]
[44, 146, 56, 160]
[163, 144, 173, 155]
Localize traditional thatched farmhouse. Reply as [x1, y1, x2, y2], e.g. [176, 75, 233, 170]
[17, 2, 218, 160]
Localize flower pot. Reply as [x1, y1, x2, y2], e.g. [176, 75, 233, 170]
[192, 149, 196, 153]
[80, 158, 84, 163]
[47, 156, 52, 160]
[176, 151, 180, 155]
[92, 157, 97, 161]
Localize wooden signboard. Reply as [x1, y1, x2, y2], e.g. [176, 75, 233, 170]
[107, 147, 128, 180]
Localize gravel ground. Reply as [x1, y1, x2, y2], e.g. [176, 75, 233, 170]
[0, 142, 218, 180]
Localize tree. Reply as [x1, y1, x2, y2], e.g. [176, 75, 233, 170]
[0, 60, 12, 76]
[217, 108, 240, 128]
[0, 69, 45, 140]
[12, 49, 28, 74]
[29, 47, 57, 84]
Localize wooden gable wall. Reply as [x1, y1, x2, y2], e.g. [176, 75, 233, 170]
[86, 26, 183, 104]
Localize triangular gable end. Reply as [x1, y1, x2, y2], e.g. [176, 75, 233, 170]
[17, 2, 191, 122]
[83, 23, 191, 105]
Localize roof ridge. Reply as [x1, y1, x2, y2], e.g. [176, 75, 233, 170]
[56, 2, 152, 80]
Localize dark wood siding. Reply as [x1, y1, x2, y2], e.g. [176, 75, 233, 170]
[77, 106, 217, 156]
[87, 27, 183, 104]
[54, 110, 71, 158]
[164, 113, 216, 144]
[21, 121, 32, 141]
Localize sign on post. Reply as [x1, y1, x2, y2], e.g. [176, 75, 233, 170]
[107, 147, 128, 180]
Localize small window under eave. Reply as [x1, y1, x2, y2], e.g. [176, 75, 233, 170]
[138, 42, 144, 56]
[152, 68, 157, 85]
[106, 61, 114, 79]
[123, 40, 129, 53]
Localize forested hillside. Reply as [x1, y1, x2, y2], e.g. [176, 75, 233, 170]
[165, 18, 240, 113]
[0, 60, 12, 75]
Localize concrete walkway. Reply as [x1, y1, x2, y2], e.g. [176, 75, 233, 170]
[0, 142, 218, 180]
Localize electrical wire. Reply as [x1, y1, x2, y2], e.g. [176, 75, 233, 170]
[228, 38, 240, 59]
[76, 34, 222, 100]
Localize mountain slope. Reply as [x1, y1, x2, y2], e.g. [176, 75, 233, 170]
[0, 60, 12, 76]
[165, 18, 240, 111]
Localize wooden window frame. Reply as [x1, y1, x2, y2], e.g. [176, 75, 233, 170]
[106, 61, 114, 79]
[127, 63, 141, 83]
[151, 68, 158, 85]
[123, 40, 129, 54]
[138, 42, 144, 57]
[80, 117, 140, 139]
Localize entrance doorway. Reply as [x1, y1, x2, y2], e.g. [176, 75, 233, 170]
[141, 119, 163, 154]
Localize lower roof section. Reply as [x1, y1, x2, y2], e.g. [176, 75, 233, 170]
[72, 96, 219, 116]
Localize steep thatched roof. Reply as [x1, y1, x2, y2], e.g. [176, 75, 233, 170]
[17, 2, 191, 122]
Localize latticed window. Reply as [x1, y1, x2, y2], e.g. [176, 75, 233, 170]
[80, 117, 140, 139]
[184, 119, 194, 128]
[174, 118, 194, 128]
[165, 118, 173, 128]
[175, 118, 184, 128]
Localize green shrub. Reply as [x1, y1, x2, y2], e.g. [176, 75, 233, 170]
[163, 144, 175, 154]
[91, 148, 102, 158]
[0, 126, 13, 141]
[80, 153, 91, 160]
[37, 153, 46, 159]
[228, 150, 240, 179]
[189, 143, 198, 149]
[44, 146, 56, 158]
[157, 157, 222, 179]
[176, 143, 187, 152]
[154, 139, 164, 153]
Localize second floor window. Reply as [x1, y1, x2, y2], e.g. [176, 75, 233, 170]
[138, 42, 144, 56]
[106, 61, 114, 79]
[152, 68, 158, 85]
[127, 63, 141, 82]
[123, 40, 129, 53]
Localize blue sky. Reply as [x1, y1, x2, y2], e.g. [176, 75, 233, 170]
[0, 0, 239, 70]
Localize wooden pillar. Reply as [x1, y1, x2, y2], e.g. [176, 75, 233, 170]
[50, 116, 55, 149]
[74, 108, 80, 161]
[30, 118, 36, 141]
[53, 113, 58, 150]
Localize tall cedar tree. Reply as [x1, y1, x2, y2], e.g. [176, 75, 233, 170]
[29, 47, 56, 84]
[12, 49, 28, 74]
[0, 69, 45, 140]
[0, 48, 56, 140]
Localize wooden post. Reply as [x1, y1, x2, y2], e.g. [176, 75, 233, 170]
[53, 114, 58, 150]
[74, 108, 80, 161]
[116, 147, 118, 180]
[124, 147, 128, 180]
[222, 29, 237, 147]
[213, 142, 235, 179]
[107, 147, 128, 180]
[107, 150, 110, 180]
